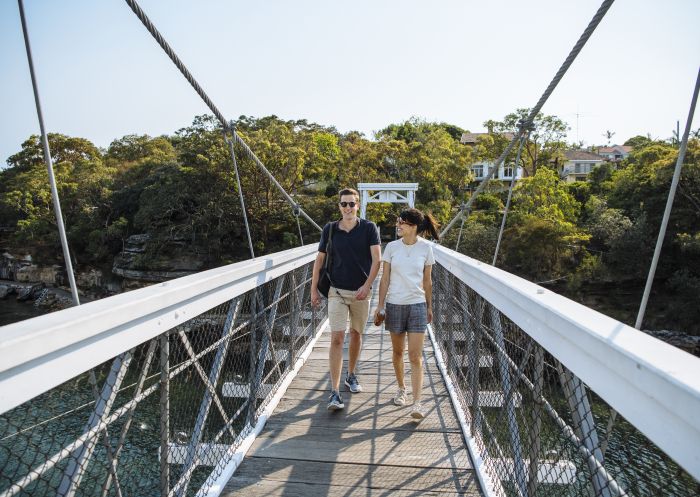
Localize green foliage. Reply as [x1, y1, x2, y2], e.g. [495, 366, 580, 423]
[501, 216, 589, 280]
[483, 108, 569, 175]
[3, 115, 699, 335]
[511, 168, 581, 224]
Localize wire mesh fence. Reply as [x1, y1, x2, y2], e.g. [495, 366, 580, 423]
[431, 262, 700, 497]
[0, 261, 325, 497]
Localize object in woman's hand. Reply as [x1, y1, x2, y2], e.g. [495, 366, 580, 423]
[374, 309, 386, 326]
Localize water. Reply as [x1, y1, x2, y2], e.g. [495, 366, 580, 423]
[0, 298, 47, 327]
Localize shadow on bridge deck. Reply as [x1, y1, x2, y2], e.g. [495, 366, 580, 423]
[222, 291, 484, 496]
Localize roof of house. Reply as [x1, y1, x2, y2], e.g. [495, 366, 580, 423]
[460, 132, 516, 144]
[564, 150, 605, 161]
[597, 145, 633, 154]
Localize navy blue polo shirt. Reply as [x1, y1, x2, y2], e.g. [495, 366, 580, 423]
[318, 219, 380, 291]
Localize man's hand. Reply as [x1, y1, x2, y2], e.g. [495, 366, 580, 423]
[355, 283, 371, 301]
[311, 288, 321, 308]
[427, 307, 433, 324]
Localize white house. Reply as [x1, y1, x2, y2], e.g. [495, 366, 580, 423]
[595, 145, 632, 162]
[560, 150, 605, 183]
[460, 132, 523, 182]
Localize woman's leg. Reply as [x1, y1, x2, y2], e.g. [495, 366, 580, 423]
[407, 332, 426, 403]
[389, 331, 407, 390]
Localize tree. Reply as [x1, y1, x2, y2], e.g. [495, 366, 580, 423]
[483, 109, 569, 175]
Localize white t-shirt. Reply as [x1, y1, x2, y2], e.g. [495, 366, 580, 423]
[382, 236, 435, 305]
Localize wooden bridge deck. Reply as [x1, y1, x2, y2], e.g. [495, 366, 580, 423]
[223, 294, 484, 496]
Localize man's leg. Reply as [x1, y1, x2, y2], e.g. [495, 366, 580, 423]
[344, 294, 370, 393]
[329, 329, 345, 392]
[347, 329, 362, 374]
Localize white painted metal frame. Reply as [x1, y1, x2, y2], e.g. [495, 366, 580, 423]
[357, 182, 418, 219]
[433, 243, 700, 480]
[0, 244, 318, 414]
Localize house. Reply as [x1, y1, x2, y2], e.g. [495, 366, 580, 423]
[560, 150, 605, 182]
[460, 132, 523, 182]
[595, 145, 632, 162]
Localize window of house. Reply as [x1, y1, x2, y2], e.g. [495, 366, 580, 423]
[472, 164, 484, 178]
[503, 164, 514, 178]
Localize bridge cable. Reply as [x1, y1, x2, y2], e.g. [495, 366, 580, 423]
[17, 0, 81, 306]
[492, 129, 531, 266]
[223, 125, 255, 259]
[293, 205, 304, 246]
[440, 0, 616, 240]
[454, 204, 467, 252]
[123, 0, 322, 235]
[635, 66, 700, 330]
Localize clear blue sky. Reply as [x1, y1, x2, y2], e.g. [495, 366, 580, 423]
[1, 0, 699, 166]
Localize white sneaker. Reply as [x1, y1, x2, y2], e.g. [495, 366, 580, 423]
[393, 388, 408, 406]
[411, 402, 426, 420]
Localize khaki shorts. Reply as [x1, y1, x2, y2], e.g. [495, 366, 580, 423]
[328, 286, 370, 334]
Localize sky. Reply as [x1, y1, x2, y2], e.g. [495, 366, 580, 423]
[1, 0, 699, 167]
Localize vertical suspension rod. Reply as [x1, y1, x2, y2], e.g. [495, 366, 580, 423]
[635, 67, 700, 329]
[17, 0, 80, 305]
[492, 131, 529, 266]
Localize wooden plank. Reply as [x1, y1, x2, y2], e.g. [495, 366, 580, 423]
[307, 348, 435, 362]
[223, 478, 479, 497]
[223, 458, 482, 496]
[284, 377, 449, 396]
[222, 296, 484, 496]
[267, 395, 462, 433]
[247, 425, 472, 470]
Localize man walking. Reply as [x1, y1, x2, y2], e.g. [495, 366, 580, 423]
[311, 188, 381, 410]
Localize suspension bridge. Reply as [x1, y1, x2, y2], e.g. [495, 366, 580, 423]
[1, 0, 700, 496]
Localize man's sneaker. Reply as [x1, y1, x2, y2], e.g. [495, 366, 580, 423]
[411, 402, 426, 420]
[344, 373, 362, 393]
[327, 390, 344, 411]
[393, 388, 408, 406]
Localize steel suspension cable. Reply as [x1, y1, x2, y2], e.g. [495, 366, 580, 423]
[123, 0, 322, 234]
[17, 0, 80, 306]
[492, 131, 530, 266]
[224, 128, 255, 259]
[635, 66, 700, 330]
[440, 0, 616, 239]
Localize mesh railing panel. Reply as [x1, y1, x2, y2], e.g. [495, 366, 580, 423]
[431, 262, 700, 497]
[0, 261, 325, 497]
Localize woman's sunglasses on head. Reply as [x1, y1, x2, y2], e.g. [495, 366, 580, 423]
[339, 201, 357, 208]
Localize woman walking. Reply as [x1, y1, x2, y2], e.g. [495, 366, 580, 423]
[376, 208, 439, 420]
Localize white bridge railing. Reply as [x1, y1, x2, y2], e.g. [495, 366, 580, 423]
[429, 244, 700, 497]
[1, 242, 699, 497]
[0, 244, 326, 497]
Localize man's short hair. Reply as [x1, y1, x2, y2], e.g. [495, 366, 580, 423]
[338, 188, 360, 202]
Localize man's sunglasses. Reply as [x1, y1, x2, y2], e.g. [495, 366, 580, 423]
[339, 201, 357, 208]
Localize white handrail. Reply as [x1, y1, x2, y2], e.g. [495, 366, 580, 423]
[433, 244, 700, 480]
[0, 244, 318, 414]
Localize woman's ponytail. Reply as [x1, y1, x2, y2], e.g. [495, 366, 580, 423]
[420, 212, 440, 241]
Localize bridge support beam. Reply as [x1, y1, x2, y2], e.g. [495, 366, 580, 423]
[558, 366, 614, 497]
[491, 307, 528, 497]
[57, 352, 133, 497]
[174, 298, 242, 497]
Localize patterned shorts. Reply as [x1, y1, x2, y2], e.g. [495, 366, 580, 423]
[385, 302, 428, 333]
